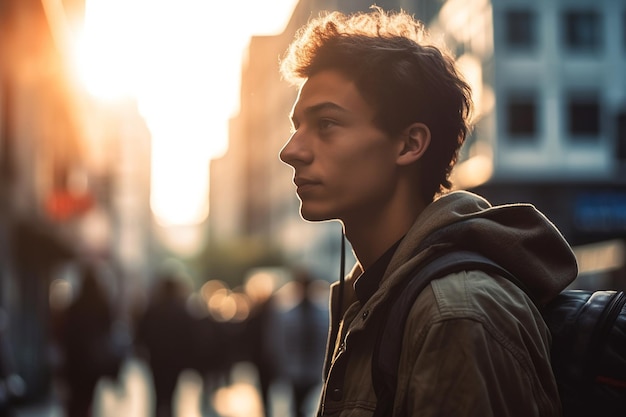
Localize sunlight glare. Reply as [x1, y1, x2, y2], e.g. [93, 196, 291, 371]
[77, 0, 297, 227]
[76, 0, 143, 100]
[151, 131, 211, 226]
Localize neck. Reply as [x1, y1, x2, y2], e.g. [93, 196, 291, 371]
[344, 196, 426, 270]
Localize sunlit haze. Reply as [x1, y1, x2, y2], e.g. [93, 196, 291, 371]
[73, 0, 298, 226]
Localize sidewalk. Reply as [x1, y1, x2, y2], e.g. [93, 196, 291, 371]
[11, 358, 151, 417]
[11, 402, 62, 417]
[12, 357, 299, 417]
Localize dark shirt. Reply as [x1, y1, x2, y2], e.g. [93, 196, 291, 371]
[354, 239, 403, 304]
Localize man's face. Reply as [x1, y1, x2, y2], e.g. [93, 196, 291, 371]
[280, 70, 403, 224]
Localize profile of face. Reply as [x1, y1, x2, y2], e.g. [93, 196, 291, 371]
[279, 69, 406, 225]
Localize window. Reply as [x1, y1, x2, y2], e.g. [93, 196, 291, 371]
[567, 94, 601, 139]
[563, 10, 602, 51]
[506, 94, 538, 141]
[505, 10, 537, 49]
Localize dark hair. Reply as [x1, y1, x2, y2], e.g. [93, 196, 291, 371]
[280, 7, 473, 202]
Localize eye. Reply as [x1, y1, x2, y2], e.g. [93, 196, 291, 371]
[318, 118, 337, 131]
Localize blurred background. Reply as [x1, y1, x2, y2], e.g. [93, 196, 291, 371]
[0, 0, 625, 416]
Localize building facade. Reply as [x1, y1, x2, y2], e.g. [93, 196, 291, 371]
[468, 0, 626, 286]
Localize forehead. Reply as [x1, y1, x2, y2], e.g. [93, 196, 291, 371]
[291, 70, 376, 121]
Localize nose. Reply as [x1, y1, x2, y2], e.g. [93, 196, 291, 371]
[279, 131, 310, 167]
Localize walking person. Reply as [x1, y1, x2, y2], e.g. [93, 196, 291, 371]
[0, 307, 25, 417]
[135, 272, 196, 417]
[269, 267, 328, 417]
[59, 263, 120, 417]
[278, 7, 578, 416]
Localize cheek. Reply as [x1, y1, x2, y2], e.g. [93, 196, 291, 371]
[335, 152, 397, 201]
[352, 169, 396, 202]
[322, 131, 398, 195]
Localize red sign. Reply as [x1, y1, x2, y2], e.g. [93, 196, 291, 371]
[45, 190, 94, 221]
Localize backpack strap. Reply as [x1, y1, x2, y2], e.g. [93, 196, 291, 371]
[373, 250, 521, 417]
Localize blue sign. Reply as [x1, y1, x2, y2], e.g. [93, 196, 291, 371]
[574, 192, 626, 233]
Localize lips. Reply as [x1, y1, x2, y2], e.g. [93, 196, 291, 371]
[294, 177, 320, 193]
[294, 177, 316, 187]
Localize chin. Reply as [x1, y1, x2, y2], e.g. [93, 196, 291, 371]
[299, 205, 334, 223]
[300, 212, 332, 223]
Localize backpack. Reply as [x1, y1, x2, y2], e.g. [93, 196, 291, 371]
[373, 250, 626, 417]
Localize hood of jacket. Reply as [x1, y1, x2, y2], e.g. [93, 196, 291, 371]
[376, 190, 579, 307]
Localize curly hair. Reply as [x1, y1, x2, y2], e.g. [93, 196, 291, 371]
[280, 7, 473, 202]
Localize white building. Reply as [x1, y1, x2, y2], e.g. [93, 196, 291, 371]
[434, 0, 626, 285]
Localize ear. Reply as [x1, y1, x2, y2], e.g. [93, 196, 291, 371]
[396, 123, 431, 166]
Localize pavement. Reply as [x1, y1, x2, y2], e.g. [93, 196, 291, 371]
[10, 357, 303, 417]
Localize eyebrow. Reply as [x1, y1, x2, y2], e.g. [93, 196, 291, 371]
[290, 101, 351, 124]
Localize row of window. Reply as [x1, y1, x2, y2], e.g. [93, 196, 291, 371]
[505, 8, 626, 52]
[505, 92, 600, 139]
[505, 93, 626, 160]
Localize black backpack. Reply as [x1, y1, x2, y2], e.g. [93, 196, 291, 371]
[373, 250, 626, 417]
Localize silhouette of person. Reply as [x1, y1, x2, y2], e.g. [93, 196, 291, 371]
[59, 262, 118, 417]
[269, 267, 329, 417]
[135, 272, 195, 417]
[244, 272, 280, 417]
[0, 307, 26, 417]
[191, 307, 224, 417]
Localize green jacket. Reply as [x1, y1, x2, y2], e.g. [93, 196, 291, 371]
[318, 191, 578, 417]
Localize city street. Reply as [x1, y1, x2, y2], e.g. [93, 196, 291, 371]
[13, 358, 300, 417]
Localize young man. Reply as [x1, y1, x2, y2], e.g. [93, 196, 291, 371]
[279, 7, 578, 417]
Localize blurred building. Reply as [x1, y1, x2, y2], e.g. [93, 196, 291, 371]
[215, 0, 626, 284]
[454, 0, 626, 287]
[433, 0, 625, 238]
[0, 0, 154, 403]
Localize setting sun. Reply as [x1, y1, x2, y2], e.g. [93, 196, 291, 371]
[71, 0, 297, 227]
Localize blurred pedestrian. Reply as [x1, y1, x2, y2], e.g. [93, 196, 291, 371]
[269, 267, 328, 417]
[59, 262, 121, 417]
[244, 272, 280, 417]
[186, 281, 232, 416]
[0, 307, 26, 417]
[135, 272, 196, 417]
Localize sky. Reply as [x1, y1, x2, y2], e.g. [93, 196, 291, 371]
[72, 0, 299, 227]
